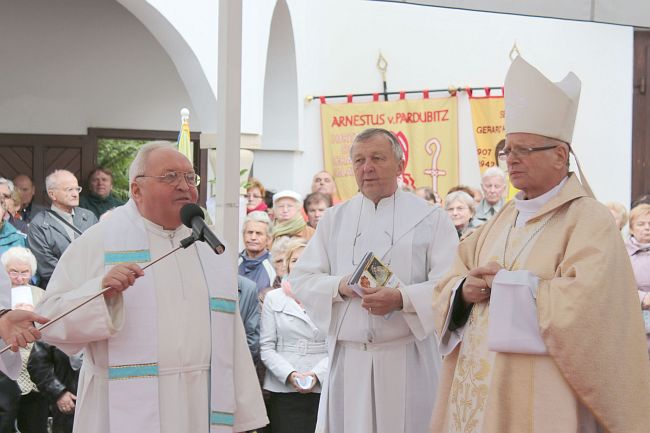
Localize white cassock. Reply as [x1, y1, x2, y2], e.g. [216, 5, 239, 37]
[36, 214, 267, 433]
[290, 189, 458, 433]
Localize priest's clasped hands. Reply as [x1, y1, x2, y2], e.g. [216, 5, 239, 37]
[461, 261, 503, 304]
[338, 277, 403, 316]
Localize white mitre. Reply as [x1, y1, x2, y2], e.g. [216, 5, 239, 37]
[505, 56, 581, 144]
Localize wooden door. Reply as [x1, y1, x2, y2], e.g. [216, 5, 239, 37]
[632, 30, 650, 205]
[0, 133, 93, 205]
[0, 129, 205, 207]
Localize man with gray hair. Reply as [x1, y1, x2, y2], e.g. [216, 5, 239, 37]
[290, 128, 458, 433]
[36, 141, 267, 433]
[27, 170, 97, 288]
[473, 166, 507, 224]
[432, 56, 650, 433]
[239, 210, 276, 292]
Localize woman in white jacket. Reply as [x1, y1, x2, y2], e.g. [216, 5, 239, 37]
[260, 239, 328, 433]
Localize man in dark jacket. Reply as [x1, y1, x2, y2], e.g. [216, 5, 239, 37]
[28, 341, 79, 433]
[13, 174, 47, 224]
[239, 212, 276, 292]
[27, 170, 97, 288]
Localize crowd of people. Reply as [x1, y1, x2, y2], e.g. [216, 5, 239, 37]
[0, 56, 648, 433]
[0, 168, 124, 433]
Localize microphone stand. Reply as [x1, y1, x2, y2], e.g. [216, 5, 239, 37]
[0, 235, 197, 355]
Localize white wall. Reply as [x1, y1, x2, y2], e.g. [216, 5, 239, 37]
[0, 0, 196, 135]
[252, 0, 633, 205]
[139, 0, 276, 134]
[401, 0, 650, 28]
[0, 0, 635, 205]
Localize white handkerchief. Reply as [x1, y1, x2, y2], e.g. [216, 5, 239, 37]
[11, 286, 33, 309]
[295, 375, 314, 390]
[488, 270, 548, 355]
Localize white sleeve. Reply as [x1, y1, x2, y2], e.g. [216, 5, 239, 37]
[290, 211, 343, 335]
[259, 296, 297, 383]
[398, 209, 459, 340]
[35, 227, 125, 356]
[311, 355, 329, 385]
[0, 345, 21, 379]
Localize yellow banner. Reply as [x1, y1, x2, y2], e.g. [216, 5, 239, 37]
[468, 96, 505, 173]
[320, 97, 459, 200]
[469, 95, 518, 199]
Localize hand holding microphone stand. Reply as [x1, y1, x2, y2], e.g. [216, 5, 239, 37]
[0, 204, 224, 355]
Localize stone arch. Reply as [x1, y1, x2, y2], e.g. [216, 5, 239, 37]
[262, 0, 299, 151]
[117, 0, 217, 131]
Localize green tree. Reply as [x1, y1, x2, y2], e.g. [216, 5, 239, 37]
[97, 139, 148, 201]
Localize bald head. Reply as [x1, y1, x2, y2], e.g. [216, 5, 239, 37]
[13, 174, 35, 209]
[46, 170, 80, 213]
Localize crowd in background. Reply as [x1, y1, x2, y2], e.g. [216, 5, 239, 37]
[0, 168, 121, 433]
[237, 165, 650, 433]
[0, 159, 649, 433]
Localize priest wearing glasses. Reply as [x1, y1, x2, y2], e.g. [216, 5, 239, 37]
[431, 57, 650, 433]
[36, 142, 267, 433]
[290, 128, 458, 433]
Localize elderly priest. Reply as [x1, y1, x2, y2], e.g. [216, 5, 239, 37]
[291, 128, 459, 433]
[431, 56, 650, 433]
[37, 142, 268, 433]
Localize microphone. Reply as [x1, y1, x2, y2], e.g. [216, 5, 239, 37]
[180, 204, 226, 255]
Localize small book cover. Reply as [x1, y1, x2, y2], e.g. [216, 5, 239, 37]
[348, 252, 398, 297]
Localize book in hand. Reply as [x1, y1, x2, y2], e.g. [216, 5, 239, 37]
[348, 252, 401, 319]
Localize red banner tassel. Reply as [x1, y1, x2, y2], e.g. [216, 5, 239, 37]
[347, 94, 353, 103]
[373, 93, 379, 102]
[319, 96, 326, 104]
[485, 87, 491, 97]
[423, 89, 430, 99]
[466, 87, 473, 98]
[399, 91, 406, 100]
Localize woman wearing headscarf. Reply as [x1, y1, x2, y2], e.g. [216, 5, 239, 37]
[271, 191, 314, 245]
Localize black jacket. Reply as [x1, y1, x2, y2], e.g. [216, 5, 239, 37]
[27, 341, 79, 403]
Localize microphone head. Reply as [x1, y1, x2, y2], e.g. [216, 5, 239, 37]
[180, 203, 204, 228]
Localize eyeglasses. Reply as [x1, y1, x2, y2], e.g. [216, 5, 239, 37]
[59, 187, 82, 194]
[246, 193, 262, 199]
[135, 171, 200, 187]
[499, 144, 559, 159]
[8, 270, 31, 278]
